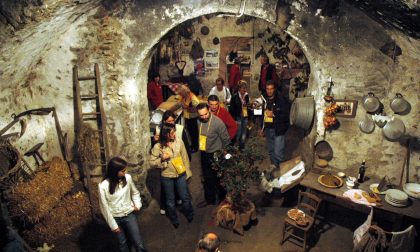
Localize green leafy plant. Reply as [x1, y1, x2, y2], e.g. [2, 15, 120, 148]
[212, 137, 265, 212]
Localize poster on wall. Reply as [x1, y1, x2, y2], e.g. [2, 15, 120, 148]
[194, 58, 205, 76]
[204, 50, 219, 69]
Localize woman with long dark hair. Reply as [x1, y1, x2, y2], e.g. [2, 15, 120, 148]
[150, 123, 194, 228]
[152, 110, 192, 215]
[98, 157, 147, 252]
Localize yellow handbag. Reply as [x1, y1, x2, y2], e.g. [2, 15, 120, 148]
[171, 156, 186, 175]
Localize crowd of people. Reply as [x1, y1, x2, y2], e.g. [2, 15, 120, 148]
[98, 55, 290, 251]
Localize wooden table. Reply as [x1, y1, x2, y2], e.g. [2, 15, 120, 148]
[300, 172, 420, 220]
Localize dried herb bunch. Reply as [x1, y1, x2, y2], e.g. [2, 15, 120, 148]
[212, 137, 265, 212]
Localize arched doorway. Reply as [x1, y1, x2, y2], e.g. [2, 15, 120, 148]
[144, 14, 312, 209]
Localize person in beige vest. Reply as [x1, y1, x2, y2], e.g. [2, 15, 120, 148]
[153, 110, 192, 215]
[149, 123, 194, 228]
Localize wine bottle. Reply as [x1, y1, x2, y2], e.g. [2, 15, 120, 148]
[357, 160, 366, 183]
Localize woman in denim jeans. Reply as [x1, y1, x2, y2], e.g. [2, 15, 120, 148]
[149, 123, 194, 228]
[229, 80, 250, 150]
[98, 157, 147, 252]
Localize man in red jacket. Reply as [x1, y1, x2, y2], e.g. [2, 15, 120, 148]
[208, 95, 237, 141]
[147, 73, 163, 110]
[258, 55, 278, 94]
[228, 57, 241, 94]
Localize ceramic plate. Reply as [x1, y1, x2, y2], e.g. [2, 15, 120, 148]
[386, 189, 408, 202]
[287, 208, 305, 221]
[403, 183, 420, 199]
[385, 195, 408, 207]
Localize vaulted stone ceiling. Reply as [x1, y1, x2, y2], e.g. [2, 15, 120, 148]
[1, 0, 419, 40]
[279, 0, 420, 38]
[345, 0, 419, 38]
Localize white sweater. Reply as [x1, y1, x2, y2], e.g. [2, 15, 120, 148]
[98, 174, 142, 230]
[209, 86, 232, 104]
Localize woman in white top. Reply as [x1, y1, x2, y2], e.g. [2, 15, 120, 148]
[98, 157, 147, 252]
[209, 78, 231, 106]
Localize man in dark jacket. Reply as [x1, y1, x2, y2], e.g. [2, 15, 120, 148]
[229, 80, 250, 149]
[260, 80, 290, 167]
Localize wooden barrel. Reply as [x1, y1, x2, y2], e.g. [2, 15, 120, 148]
[290, 97, 315, 131]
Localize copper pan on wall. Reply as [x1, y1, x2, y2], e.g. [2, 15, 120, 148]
[383, 117, 406, 141]
[390, 93, 410, 114]
[362, 92, 381, 113]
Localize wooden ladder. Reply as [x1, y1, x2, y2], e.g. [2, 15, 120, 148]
[73, 63, 110, 219]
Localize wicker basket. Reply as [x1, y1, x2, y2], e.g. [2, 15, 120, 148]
[0, 143, 32, 191]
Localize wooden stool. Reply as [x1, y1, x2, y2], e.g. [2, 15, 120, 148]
[24, 142, 45, 166]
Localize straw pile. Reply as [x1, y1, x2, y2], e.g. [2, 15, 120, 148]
[77, 123, 100, 170]
[23, 191, 91, 244]
[8, 157, 73, 223]
[90, 180, 101, 216]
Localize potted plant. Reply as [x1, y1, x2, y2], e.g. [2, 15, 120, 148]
[212, 137, 265, 235]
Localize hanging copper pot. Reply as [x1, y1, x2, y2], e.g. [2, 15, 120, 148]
[359, 115, 375, 134]
[383, 117, 405, 140]
[200, 26, 210, 35]
[362, 92, 380, 113]
[213, 37, 220, 45]
[390, 93, 410, 114]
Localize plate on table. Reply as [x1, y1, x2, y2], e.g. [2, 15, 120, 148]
[369, 183, 387, 195]
[385, 189, 408, 207]
[318, 174, 343, 188]
[385, 195, 408, 207]
[403, 183, 420, 199]
[386, 189, 408, 202]
[287, 208, 305, 221]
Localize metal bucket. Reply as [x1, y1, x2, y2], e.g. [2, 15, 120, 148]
[290, 97, 315, 131]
